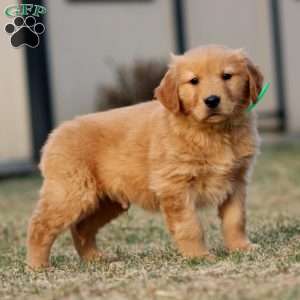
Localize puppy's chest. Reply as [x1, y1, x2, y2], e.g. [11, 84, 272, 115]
[185, 146, 243, 205]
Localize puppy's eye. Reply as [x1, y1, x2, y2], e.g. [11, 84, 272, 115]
[189, 77, 199, 85]
[222, 73, 232, 80]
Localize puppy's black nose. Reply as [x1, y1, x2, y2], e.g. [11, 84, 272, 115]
[204, 95, 220, 109]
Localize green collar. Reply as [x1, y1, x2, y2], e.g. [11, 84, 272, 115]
[246, 82, 270, 113]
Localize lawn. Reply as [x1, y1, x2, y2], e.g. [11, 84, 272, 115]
[0, 142, 300, 300]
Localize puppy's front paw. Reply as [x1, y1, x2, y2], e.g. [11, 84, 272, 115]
[201, 253, 217, 262]
[26, 261, 50, 272]
[82, 249, 104, 262]
[227, 241, 259, 252]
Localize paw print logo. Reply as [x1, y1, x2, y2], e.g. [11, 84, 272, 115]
[5, 16, 45, 48]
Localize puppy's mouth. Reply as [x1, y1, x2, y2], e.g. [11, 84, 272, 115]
[208, 111, 221, 117]
[205, 111, 226, 122]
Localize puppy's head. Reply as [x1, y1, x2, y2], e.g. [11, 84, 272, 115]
[155, 45, 263, 123]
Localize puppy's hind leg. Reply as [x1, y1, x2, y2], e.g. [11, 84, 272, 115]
[26, 178, 98, 269]
[71, 199, 127, 262]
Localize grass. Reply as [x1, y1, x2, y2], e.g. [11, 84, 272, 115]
[0, 142, 300, 300]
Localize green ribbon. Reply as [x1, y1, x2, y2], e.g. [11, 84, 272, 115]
[246, 82, 271, 113]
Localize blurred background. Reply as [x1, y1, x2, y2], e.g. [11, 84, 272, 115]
[0, 0, 299, 176]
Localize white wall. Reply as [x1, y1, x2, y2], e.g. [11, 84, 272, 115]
[0, 0, 31, 162]
[46, 0, 175, 124]
[46, 0, 300, 132]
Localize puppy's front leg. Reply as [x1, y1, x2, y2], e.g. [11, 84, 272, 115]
[161, 196, 211, 258]
[218, 183, 256, 251]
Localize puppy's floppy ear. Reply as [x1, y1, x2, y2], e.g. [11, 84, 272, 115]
[246, 58, 264, 104]
[234, 49, 264, 104]
[154, 54, 181, 113]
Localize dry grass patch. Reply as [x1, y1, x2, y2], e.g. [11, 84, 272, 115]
[0, 142, 299, 300]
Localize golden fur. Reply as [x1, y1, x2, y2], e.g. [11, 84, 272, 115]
[27, 45, 263, 268]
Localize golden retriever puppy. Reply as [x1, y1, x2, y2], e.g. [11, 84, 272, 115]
[27, 45, 263, 269]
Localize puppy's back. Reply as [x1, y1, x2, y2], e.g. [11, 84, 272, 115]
[39, 101, 163, 178]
